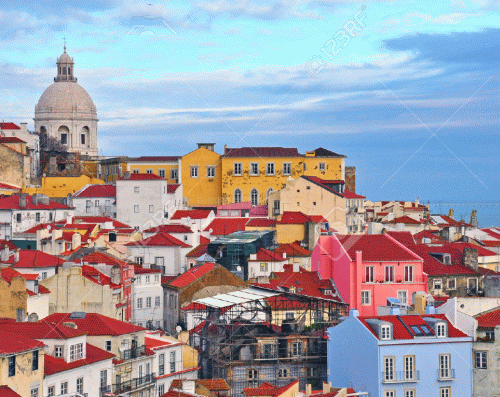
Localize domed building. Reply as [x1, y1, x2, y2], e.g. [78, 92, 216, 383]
[34, 46, 98, 156]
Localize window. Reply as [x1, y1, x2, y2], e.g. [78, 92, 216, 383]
[86, 200, 91, 212]
[155, 274, 159, 282]
[404, 265, 413, 282]
[266, 162, 275, 175]
[433, 279, 442, 290]
[146, 297, 152, 308]
[190, 166, 199, 178]
[48, 386, 55, 397]
[35, 212, 40, 222]
[234, 188, 242, 203]
[170, 351, 176, 372]
[61, 133, 67, 144]
[440, 387, 451, 397]
[475, 351, 487, 369]
[149, 205, 154, 213]
[273, 200, 280, 215]
[146, 275, 150, 283]
[319, 162, 326, 171]
[486, 330, 495, 340]
[260, 262, 268, 272]
[404, 390, 415, 397]
[278, 368, 288, 378]
[404, 355, 415, 380]
[42, 272, 47, 280]
[8, 355, 15, 376]
[207, 166, 215, 178]
[135, 257, 143, 265]
[30, 388, 38, 397]
[105, 341, 112, 351]
[100, 370, 107, 390]
[250, 188, 259, 206]
[447, 278, 456, 290]
[397, 290, 408, 305]
[385, 266, 394, 282]
[137, 298, 143, 309]
[384, 356, 395, 381]
[16, 213, 21, 222]
[248, 369, 258, 379]
[250, 162, 259, 176]
[61, 382, 68, 395]
[381, 325, 391, 340]
[171, 169, 178, 180]
[439, 354, 451, 379]
[134, 205, 139, 213]
[158, 169, 166, 178]
[361, 290, 371, 305]
[146, 169, 153, 174]
[55, 346, 63, 358]
[32, 350, 39, 371]
[283, 162, 291, 175]
[134, 186, 139, 193]
[159, 353, 165, 375]
[77, 377, 83, 394]
[365, 266, 375, 283]
[155, 296, 161, 307]
[158, 385, 165, 396]
[70, 343, 83, 361]
[234, 163, 242, 176]
[292, 342, 302, 356]
[437, 323, 446, 337]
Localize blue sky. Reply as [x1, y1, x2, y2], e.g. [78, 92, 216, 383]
[1, 0, 500, 225]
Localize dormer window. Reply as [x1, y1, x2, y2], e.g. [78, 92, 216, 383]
[437, 323, 446, 337]
[324, 289, 332, 295]
[381, 325, 391, 340]
[443, 254, 451, 265]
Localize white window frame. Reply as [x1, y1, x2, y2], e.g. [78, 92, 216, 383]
[439, 354, 451, 379]
[266, 162, 275, 175]
[283, 162, 292, 175]
[404, 389, 416, 397]
[250, 162, 259, 176]
[381, 325, 391, 340]
[383, 356, 395, 382]
[439, 387, 451, 397]
[170, 169, 178, 180]
[158, 169, 166, 178]
[404, 355, 415, 381]
[433, 278, 443, 290]
[361, 290, 371, 305]
[234, 163, 243, 176]
[250, 188, 259, 206]
[145, 169, 153, 174]
[447, 278, 456, 290]
[207, 166, 215, 178]
[190, 166, 199, 178]
[234, 188, 242, 204]
[397, 290, 408, 305]
[385, 265, 394, 283]
[384, 391, 395, 397]
[436, 323, 446, 337]
[319, 162, 326, 171]
[149, 205, 154, 213]
[134, 205, 139, 213]
[404, 265, 413, 282]
[475, 351, 487, 369]
[365, 266, 375, 283]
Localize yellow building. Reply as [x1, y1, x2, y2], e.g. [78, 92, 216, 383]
[181, 143, 222, 207]
[0, 331, 45, 397]
[126, 156, 181, 184]
[99, 157, 129, 183]
[0, 268, 27, 320]
[220, 146, 345, 206]
[23, 175, 104, 198]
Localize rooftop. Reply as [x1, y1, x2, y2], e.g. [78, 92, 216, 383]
[171, 209, 213, 220]
[74, 184, 116, 198]
[2, 249, 63, 269]
[168, 262, 216, 288]
[223, 147, 302, 158]
[127, 232, 192, 248]
[143, 224, 193, 234]
[117, 173, 165, 181]
[0, 194, 70, 210]
[204, 217, 249, 235]
[44, 343, 114, 375]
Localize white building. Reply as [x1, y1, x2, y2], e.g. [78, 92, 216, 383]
[126, 232, 192, 276]
[0, 193, 72, 239]
[1, 248, 63, 281]
[143, 223, 200, 248]
[71, 184, 117, 217]
[132, 268, 164, 329]
[116, 173, 169, 230]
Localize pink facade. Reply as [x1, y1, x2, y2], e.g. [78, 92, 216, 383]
[216, 201, 268, 217]
[312, 234, 428, 316]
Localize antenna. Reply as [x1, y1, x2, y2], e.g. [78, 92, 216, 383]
[63, 36, 67, 52]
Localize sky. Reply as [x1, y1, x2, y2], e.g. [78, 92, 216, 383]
[1, 0, 500, 225]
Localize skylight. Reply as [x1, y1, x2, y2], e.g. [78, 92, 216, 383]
[410, 325, 423, 336]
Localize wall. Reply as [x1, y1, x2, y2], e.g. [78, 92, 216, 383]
[132, 274, 164, 328]
[0, 275, 27, 319]
[126, 159, 180, 185]
[0, 349, 44, 397]
[27, 292, 50, 320]
[0, 142, 29, 188]
[23, 175, 104, 197]
[127, 245, 190, 276]
[473, 326, 500, 397]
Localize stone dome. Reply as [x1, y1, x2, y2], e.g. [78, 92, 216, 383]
[58, 52, 73, 63]
[36, 81, 96, 115]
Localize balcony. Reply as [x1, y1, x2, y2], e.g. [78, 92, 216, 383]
[120, 345, 147, 361]
[381, 370, 420, 383]
[104, 373, 156, 395]
[437, 369, 455, 381]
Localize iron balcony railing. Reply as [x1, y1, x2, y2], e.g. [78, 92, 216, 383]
[437, 368, 455, 381]
[382, 370, 420, 383]
[120, 345, 146, 361]
[104, 373, 156, 395]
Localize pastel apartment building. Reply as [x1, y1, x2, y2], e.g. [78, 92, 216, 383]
[312, 234, 428, 316]
[327, 309, 473, 397]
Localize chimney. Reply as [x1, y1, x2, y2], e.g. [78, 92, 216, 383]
[425, 305, 436, 314]
[390, 307, 400, 315]
[67, 213, 73, 225]
[1, 245, 9, 261]
[20, 123, 27, 131]
[306, 384, 312, 397]
[14, 249, 19, 263]
[33, 194, 38, 206]
[123, 171, 131, 180]
[463, 247, 478, 270]
[349, 308, 359, 317]
[111, 266, 121, 285]
[322, 382, 331, 394]
[62, 322, 78, 329]
[19, 193, 27, 208]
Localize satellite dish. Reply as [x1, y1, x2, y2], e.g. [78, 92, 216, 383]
[176, 325, 182, 333]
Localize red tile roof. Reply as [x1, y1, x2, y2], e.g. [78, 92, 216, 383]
[81, 265, 122, 289]
[3, 249, 63, 269]
[205, 217, 249, 235]
[432, 215, 471, 227]
[117, 173, 165, 181]
[413, 230, 442, 244]
[449, 242, 499, 257]
[0, 240, 18, 250]
[358, 314, 468, 340]
[249, 248, 286, 262]
[223, 147, 302, 158]
[145, 336, 181, 350]
[200, 236, 210, 244]
[0, 194, 70, 210]
[134, 267, 162, 274]
[300, 176, 344, 197]
[338, 234, 422, 262]
[77, 251, 129, 267]
[0, 387, 22, 397]
[386, 231, 415, 247]
[0, 267, 24, 284]
[44, 313, 146, 336]
[144, 224, 193, 234]
[341, 190, 366, 199]
[74, 184, 116, 198]
[0, 318, 87, 339]
[171, 209, 213, 220]
[308, 215, 328, 224]
[278, 211, 313, 224]
[274, 241, 311, 257]
[169, 262, 216, 288]
[44, 343, 115, 375]
[386, 215, 423, 224]
[74, 216, 131, 228]
[243, 381, 299, 397]
[475, 308, 500, 328]
[197, 379, 230, 391]
[130, 156, 180, 162]
[483, 240, 500, 247]
[167, 184, 180, 193]
[0, 122, 20, 130]
[481, 228, 500, 240]
[0, 137, 25, 144]
[246, 218, 276, 227]
[0, 329, 44, 355]
[127, 232, 191, 248]
[0, 183, 19, 190]
[186, 243, 209, 258]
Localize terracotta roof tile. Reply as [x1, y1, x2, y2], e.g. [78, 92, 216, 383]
[386, 231, 415, 247]
[204, 218, 249, 235]
[249, 248, 286, 262]
[0, 183, 19, 190]
[274, 241, 311, 257]
[0, 137, 25, 144]
[0, 386, 23, 397]
[0, 122, 20, 130]
[186, 243, 209, 258]
[386, 215, 423, 224]
[3, 249, 63, 269]
[44, 343, 114, 375]
[223, 147, 302, 158]
[117, 173, 165, 181]
[409, 244, 480, 276]
[0, 194, 70, 210]
[0, 329, 44, 355]
[171, 209, 213, 220]
[74, 184, 116, 198]
[0, 319, 87, 339]
[144, 224, 193, 234]
[169, 262, 216, 288]
[475, 308, 500, 328]
[127, 232, 191, 248]
[167, 184, 180, 193]
[246, 218, 276, 227]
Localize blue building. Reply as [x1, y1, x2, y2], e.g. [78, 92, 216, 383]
[327, 308, 473, 397]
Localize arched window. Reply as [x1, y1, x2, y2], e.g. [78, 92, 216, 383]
[234, 188, 242, 204]
[68, 67, 71, 75]
[251, 188, 259, 206]
[58, 125, 69, 145]
[63, 67, 67, 75]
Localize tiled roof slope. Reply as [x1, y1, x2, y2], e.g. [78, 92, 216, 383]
[74, 184, 116, 197]
[44, 343, 114, 375]
[205, 218, 248, 235]
[168, 262, 216, 288]
[223, 147, 302, 158]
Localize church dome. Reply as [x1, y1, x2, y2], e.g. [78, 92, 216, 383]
[58, 52, 73, 63]
[36, 81, 96, 115]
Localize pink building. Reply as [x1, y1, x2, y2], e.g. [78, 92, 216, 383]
[311, 234, 427, 316]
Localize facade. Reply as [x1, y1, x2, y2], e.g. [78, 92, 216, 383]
[0, 122, 40, 179]
[274, 211, 326, 250]
[170, 209, 216, 234]
[273, 242, 312, 271]
[0, 137, 32, 188]
[1, 249, 63, 281]
[34, 47, 98, 156]
[327, 309, 474, 397]
[116, 173, 169, 230]
[132, 268, 164, 329]
[71, 183, 116, 217]
[247, 248, 288, 281]
[0, 268, 28, 321]
[312, 234, 428, 316]
[127, 156, 182, 185]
